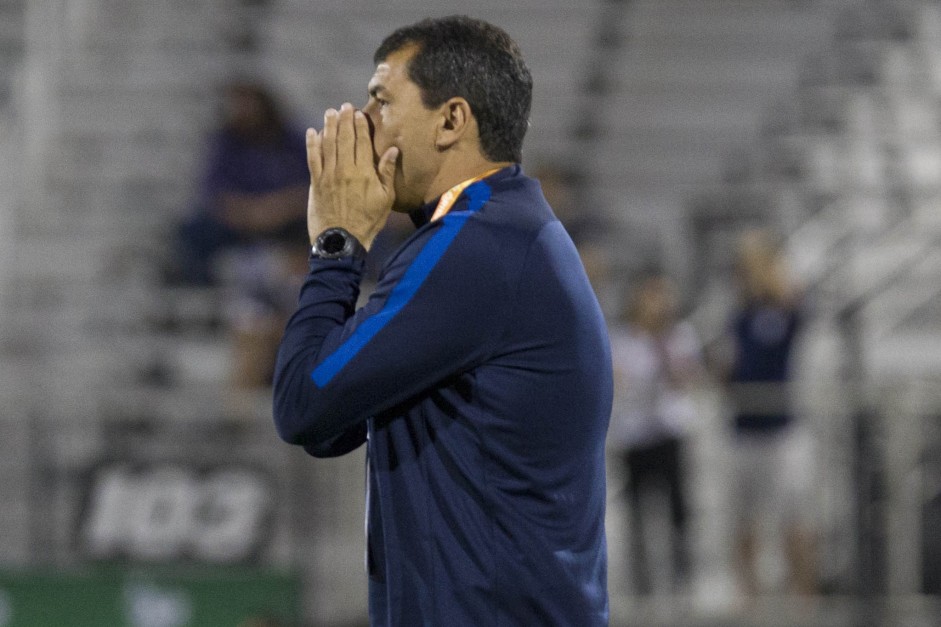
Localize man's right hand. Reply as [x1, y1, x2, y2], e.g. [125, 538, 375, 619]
[306, 102, 399, 250]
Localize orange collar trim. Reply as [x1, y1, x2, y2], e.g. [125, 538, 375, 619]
[430, 168, 503, 222]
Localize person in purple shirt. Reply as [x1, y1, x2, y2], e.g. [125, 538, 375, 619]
[272, 16, 612, 626]
[177, 80, 310, 390]
[179, 80, 309, 285]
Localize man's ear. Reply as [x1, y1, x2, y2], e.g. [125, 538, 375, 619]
[435, 97, 474, 151]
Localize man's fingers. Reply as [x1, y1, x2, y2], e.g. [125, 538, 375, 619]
[306, 128, 322, 180]
[377, 146, 399, 193]
[322, 108, 338, 178]
[335, 103, 355, 172]
[354, 110, 372, 167]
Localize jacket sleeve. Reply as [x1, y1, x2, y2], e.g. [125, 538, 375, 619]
[272, 215, 512, 456]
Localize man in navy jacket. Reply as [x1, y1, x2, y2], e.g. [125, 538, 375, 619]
[273, 16, 612, 626]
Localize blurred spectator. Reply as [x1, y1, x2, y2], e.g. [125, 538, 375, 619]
[722, 228, 817, 599]
[174, 79, 310, 391]
[176, 80, 309, 286]
[608, 270, 704, 596]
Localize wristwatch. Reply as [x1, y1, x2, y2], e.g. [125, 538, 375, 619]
[311, 227, 366, 260]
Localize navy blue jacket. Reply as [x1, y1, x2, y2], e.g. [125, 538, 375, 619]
[273, 166, 612, 626]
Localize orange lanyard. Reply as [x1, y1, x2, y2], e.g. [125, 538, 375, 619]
[429, 168, 503, 222]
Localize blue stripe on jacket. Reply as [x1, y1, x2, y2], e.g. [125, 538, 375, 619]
[310, 181, 493, 387]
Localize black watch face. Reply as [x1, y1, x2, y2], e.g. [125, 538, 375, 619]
[321, 230, 349, 255]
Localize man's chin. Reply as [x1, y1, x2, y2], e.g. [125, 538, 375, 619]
[390, 183, 423, 213]
[391, 199, 421, 213]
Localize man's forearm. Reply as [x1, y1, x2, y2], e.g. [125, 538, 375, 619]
[272, 257, 365, 447]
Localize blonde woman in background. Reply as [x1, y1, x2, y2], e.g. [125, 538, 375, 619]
[723, 229, 817, 601]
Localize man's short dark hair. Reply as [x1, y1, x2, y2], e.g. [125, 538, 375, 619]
[374, 15, 533, 163]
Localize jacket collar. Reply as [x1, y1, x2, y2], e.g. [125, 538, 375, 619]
[408, 164, 519, 228]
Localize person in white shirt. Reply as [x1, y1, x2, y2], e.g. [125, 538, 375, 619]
[609, 271, 703, 596]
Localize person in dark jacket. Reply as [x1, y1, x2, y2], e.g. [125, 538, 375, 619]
[272, 16, 612, 626]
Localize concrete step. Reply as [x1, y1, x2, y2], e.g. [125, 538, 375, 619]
[589, 1, 852, 226]
[0, 14, 24, 53]
[15, 190, 186, 243]
[868, 329, 941, 377]
[57, 51, 219, 96]
[42, 136, 202, 193]
[54, 86, 208, 136]
[590, 134, 744, 188]
[834, 0, 920, 43]
[891, 139, 941, 190]
[96, 381, 270, 424]
[863, 285, 941, 338]
[598, 88, 768, 136]
[58, 0, 233, 50]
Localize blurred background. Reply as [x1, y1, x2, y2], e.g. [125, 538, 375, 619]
[2, 0, 941, 625]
